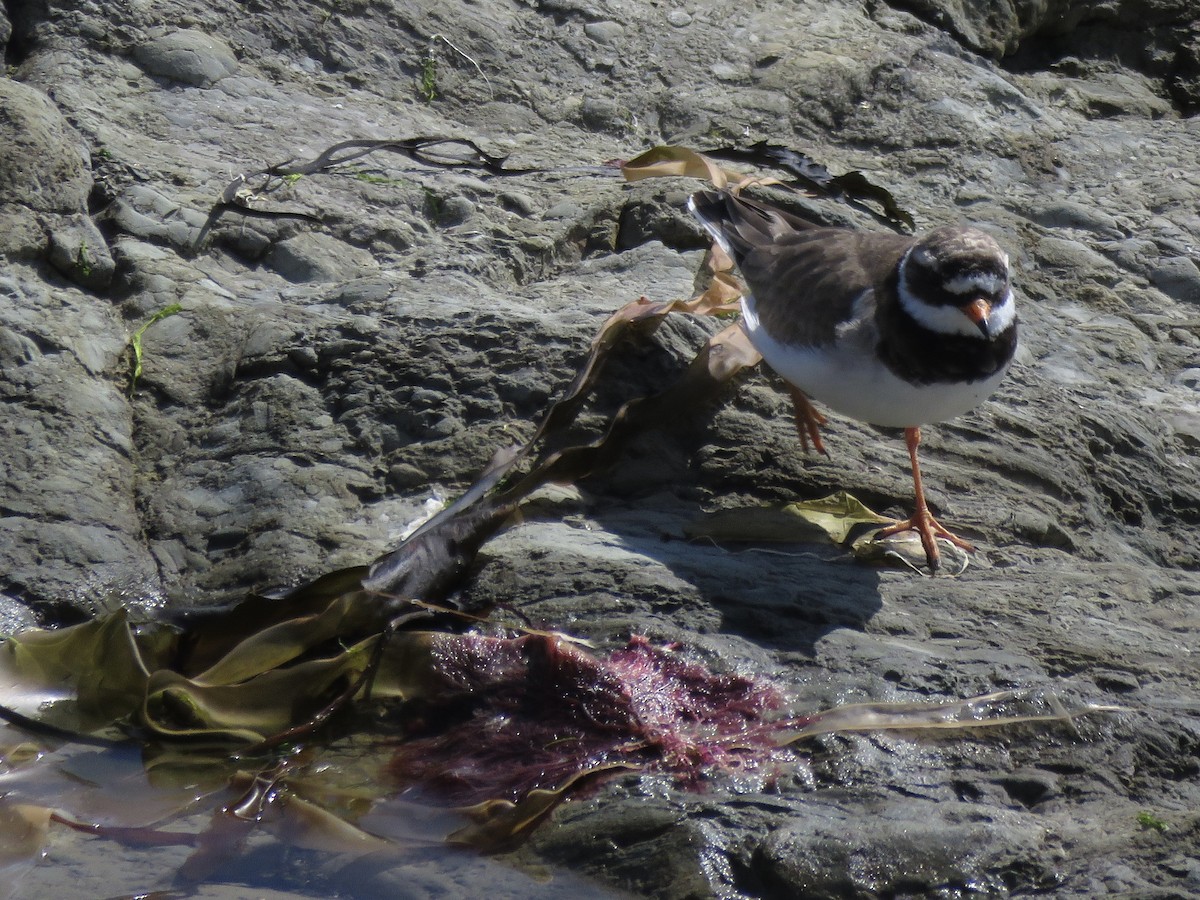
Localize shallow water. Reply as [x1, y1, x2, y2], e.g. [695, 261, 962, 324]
[0, 724, 625, 899]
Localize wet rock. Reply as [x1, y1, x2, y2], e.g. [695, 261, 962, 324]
[1, 0, 1200, 895]
[1025, 199, 1125, 238]
[431, 194, 476, 227]
[754, 799, 1048, 898]
[0, 272, 160, 615]
[107, 184, 210, 251]
[0, 80, 90, 215]
[579, 96, 626, 132]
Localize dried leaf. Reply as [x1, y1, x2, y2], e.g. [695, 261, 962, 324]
[687, 491, 893, 546]
[620, 145, 737, 188]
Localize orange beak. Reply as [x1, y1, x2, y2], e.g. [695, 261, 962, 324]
[963, 298, 993, 337]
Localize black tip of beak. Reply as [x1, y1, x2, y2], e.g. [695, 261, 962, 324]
[963, 298, 993, 338]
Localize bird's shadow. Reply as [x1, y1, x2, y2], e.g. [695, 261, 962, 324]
[588, 501, 884, 658]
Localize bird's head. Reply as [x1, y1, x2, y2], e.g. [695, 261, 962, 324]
[898, 226, 1015, 340]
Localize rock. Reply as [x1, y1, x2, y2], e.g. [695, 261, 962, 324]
[578, 96, 626, 132]
[107, 184, 210, 251]
[431, 194, 476, 226]
[47, 214, 116, 290]
[498, 190, 536, 216]
[0, 272, 160, 615]
[1150, 256, 1200, 305]
[710, 61, 750, 82]
[0, 79, 92, 259]
[133, 28, 238, 87]
[0, 80, 89, 215]
[885, 0, 1020, 57]
[265, 232, 377, 282]
[754, 800, 1046, 897]
[583, 21, 624, 44]
[1054, 72, 1175, 119]
[1025, 199, 1124, 237]
[1, 0, 1200, 895]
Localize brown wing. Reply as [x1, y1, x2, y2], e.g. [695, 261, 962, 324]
[690, 191, 913, 347]
[743, 228, 912, 347]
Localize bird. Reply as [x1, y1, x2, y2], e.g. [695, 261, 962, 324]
[688, 188, 1017, 572]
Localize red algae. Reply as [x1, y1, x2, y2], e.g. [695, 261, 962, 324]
[387, 634, 789, 806]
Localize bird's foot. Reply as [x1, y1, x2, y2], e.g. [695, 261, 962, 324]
[789, 387, 828, 456]
[876, 509, 974, 573]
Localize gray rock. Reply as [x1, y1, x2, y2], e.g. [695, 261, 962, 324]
[0, 79, 92, 259]
[432, 194, 476, 226]
[133, 28, 238, 87]
[1026, 199, 1124, 238]
[1033, 234, 1124, 284]
[0, 80, 89, 215]
[899, 0, 1196, 61]
[583, 21, 624, 44]
[498, 190, 536, 216]
[47, 214, 116, 290]
[0, 325, 40, 366]
[897, 0, 1022, 57]
[710, 61, 750, 82]
[107, 184, 210, 251]
[1, 0, 1200, 896]
[265, 232, 377, 282]
[1055, 72, 1176, 119]
[579, 96, 626, 132]
[1150, 255, 1200, 304]
[0, 273, 160, 614]
[755, 800, 1046, 897]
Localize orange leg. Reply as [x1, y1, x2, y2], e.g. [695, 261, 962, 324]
[788, 386, 828, 456]
[874, 426, 974, 572]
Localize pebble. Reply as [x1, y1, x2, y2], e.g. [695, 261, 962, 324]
[583, 21, 624, 44]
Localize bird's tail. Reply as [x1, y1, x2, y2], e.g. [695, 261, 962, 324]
[688, 189, 819, 265]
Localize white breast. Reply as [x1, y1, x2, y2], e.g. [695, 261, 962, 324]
[741, 296, 1010, 428]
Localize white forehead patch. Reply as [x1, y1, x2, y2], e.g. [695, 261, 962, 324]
[944, 271, 1006, 296]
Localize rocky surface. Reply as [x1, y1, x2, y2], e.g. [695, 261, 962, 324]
[2, 0, 1200, 896]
